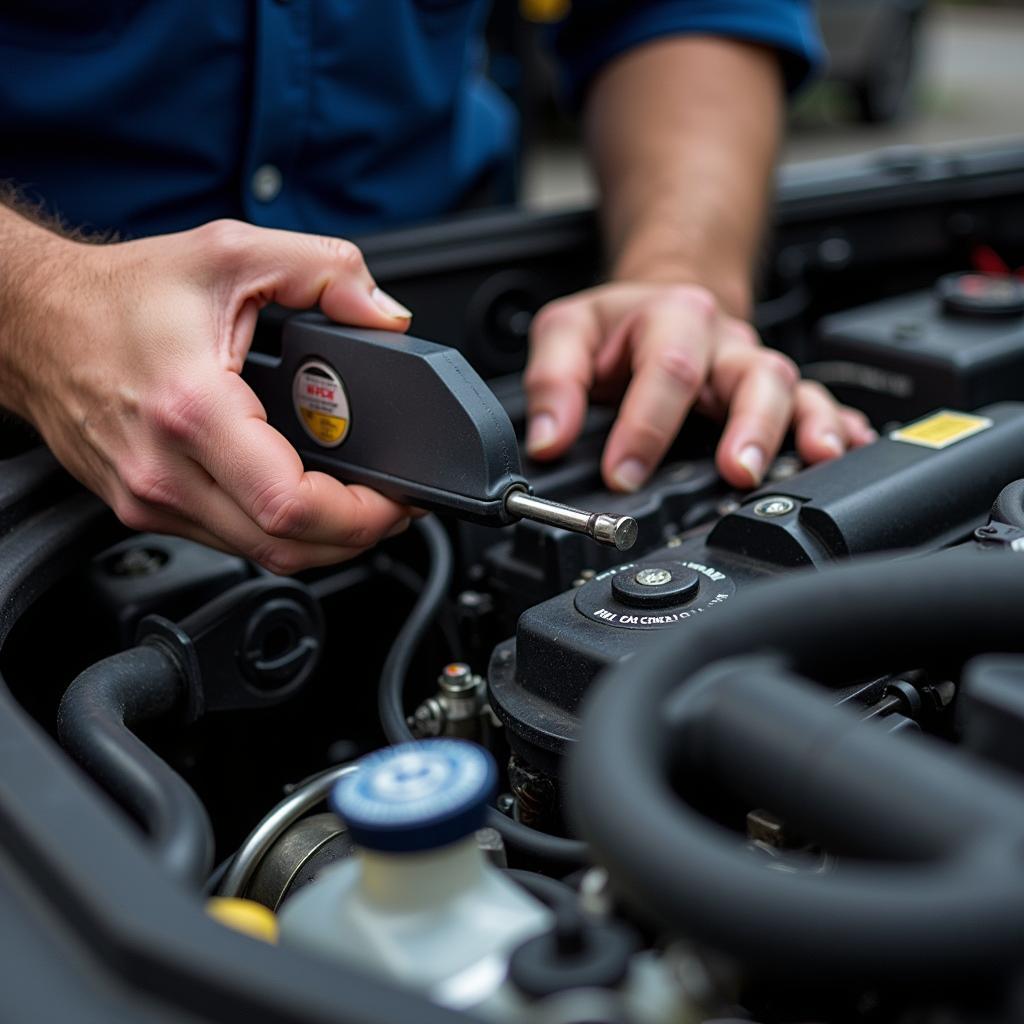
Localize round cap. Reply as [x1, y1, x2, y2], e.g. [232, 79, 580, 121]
[330, 740, 497, 853]
[611, 564, 700, 609]
[937, 272, 1024, 319]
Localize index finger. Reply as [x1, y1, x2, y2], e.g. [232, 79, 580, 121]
[600, 293, 715, 492]
[523, 299, 601, 460]
[158, 371, 413, 547]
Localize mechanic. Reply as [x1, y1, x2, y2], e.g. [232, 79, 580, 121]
[0, 1, 874, 575]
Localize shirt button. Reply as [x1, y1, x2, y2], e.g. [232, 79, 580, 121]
[252, 164, 283, 202]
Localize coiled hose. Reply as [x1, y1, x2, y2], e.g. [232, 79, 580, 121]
[569, 549, 1024, 979]
[378, 514, 588, 867]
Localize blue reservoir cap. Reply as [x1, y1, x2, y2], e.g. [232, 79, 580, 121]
[331, 740, 497, 853]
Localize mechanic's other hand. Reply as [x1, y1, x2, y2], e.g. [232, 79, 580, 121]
[14, 220, 416, 573]
[523, 282, 876, 491]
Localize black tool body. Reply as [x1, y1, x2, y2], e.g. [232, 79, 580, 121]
[243, 314, 528, 524]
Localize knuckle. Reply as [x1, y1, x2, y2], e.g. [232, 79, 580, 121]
[723, 319, 759, 348]
[252, 542, 304, 577]
[341, 521, 376, 550]
[113, 496, 154, 534]
[758, 349, 799, 387]
[197, 218, 252, 259]
[530, 299, 579, 337]
[326, 237, 365, 274]
[662, 283, 718, 321]
[252, 484, 312, 539]
[651, 343, 704, 393]
[121, 464, 179, 510]
[152, 384, 215, 445]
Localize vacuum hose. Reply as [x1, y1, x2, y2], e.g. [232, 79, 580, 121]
[57, 643, 214, 888]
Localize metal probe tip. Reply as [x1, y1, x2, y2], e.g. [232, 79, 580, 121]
[504, 490, 638, 551]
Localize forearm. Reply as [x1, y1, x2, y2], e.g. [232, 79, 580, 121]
[584, 35, 785, 318]
[0, 200, 80, 421]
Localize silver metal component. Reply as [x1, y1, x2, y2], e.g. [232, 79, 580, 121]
[408, 697, 445, 737]
[408, 663, 489, 739]
[219, 762, 359, 898]
[504, 489, 638, 551]
[474, 827, 507, 868]
[245, 812, 349, 911]
[753, 495, 797, 518]
[578, 866, 613, 919]
[635, 567, 672, 587]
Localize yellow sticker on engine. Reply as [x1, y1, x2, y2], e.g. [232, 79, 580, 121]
[889, 410, 992, 450]
[292, 359, 351, 448]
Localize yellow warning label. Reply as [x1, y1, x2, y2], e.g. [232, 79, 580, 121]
[300, 408, 348, 445]
[292, 359, 351, 449]
[889, 410, 992, 450]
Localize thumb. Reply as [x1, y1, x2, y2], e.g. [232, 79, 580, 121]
[208, 221, 413, 329]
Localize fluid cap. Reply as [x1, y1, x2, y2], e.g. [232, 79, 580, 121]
[331, 740, 497, 853]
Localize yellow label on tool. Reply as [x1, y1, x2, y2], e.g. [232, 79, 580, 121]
[889, 410, 992, 450]
[299, 408, 348, 445]
[292, 359, 351, 448]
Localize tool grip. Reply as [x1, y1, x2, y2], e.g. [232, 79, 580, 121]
[243, 315, 528, 525]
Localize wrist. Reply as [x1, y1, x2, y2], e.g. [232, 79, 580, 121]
[610, 234, 753, 321]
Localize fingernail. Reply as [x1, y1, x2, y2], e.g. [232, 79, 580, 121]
[372, 286, 412, 320]
[610, 458, 648, 493]
[385, 517, 411, 539]
[526, 413, 558, 455]
[738, 444, 766, 485]
[864, 428, 879, 443]
[822, 432, 844, 457]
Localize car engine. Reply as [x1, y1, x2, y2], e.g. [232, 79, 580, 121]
[2, 141, 1024, 1024]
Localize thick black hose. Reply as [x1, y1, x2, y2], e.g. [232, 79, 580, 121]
[569, 549, 1024, 978]
[378, 515, 588, 867]
[57, 643, 214, 888]
[506, 868, 578, 912]
[989, 479, 1024, 529]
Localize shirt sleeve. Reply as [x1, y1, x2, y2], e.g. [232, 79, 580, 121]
[552, 0, 825, 109]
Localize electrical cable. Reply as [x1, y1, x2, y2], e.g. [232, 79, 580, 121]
[378, 515, 588, 867]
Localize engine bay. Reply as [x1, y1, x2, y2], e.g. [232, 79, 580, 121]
[3, 141, 1024, 1023]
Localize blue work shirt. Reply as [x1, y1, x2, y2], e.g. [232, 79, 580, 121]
[0, 2, 821, 240]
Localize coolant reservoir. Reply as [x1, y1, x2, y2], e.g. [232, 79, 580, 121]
[278, 740, 552, 1010]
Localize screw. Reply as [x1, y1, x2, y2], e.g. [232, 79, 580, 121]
[753, 496, 796, 518]
[496, 793, 515, 815]
[635, 567, 672, 587]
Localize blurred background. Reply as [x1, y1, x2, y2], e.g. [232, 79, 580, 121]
[508, 0, 1024, 208]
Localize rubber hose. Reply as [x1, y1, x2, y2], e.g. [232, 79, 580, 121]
[569, 549, 1024, 978]
[378, 515, 587, 867]
[989, 479, 1024, 529]
[57, 643, 214, 888]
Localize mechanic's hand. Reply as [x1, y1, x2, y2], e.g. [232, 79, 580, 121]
[523, 282, 876, 490]
[13, 219, 417, 574]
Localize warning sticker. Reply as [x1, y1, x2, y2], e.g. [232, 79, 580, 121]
[889, 410, 992, 450]
[292, 359, 350, 448]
